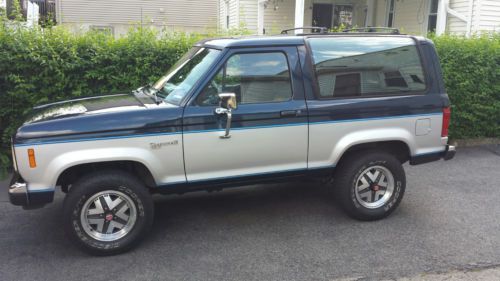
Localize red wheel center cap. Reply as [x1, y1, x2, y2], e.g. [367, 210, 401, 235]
[373, 185, 380, 191]
[105, 214, 114, 221]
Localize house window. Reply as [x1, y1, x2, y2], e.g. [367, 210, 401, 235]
[312, 4, 333, 29]
[386, 0, 395, 27]
[312, 4, 353, 29]
[334, 5, 353, 27]
[428, 0, 439, 32]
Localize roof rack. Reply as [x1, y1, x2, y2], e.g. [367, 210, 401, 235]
[281, 26, 328, 34]
[342, 27, 401, 34]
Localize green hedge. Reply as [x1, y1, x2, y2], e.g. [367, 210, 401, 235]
[1, 24, 499, 173]
[0, 26, 202, 172]
[431, 34, 500, 140]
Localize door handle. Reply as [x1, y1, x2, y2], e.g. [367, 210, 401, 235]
[280, 110, 300, 117]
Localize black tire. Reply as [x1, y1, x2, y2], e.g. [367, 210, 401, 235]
[63, 170, 154, 255]
[334, 150, 406, 221]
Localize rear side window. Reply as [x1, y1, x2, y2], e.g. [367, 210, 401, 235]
[308, 37, 426, 98]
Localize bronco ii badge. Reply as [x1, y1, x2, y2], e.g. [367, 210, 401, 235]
[150, 140, 178, 149]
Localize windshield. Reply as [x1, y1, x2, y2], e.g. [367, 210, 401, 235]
[153, 47, 221, 105]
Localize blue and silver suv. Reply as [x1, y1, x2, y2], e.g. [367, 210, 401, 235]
[9, 29, 455, 255]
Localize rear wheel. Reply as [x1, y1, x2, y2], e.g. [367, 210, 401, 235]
[63, 170, 154, 255]
[334, 151, 406, 221]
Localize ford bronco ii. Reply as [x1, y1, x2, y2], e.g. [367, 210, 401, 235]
[9, 28, 455, 255]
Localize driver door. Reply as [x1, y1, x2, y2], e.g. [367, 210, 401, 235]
[182, 47, 308, 183]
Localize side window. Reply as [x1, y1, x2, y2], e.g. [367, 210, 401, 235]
[197, 52, 292, 106]
[309, 37, 427, 99]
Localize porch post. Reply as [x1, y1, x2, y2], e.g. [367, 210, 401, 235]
[436, 0, 448, 35]
[294, 0, 305, 34]
[258, 0, 265, 35]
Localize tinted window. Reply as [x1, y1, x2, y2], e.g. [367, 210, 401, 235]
[197, 52, 292, 106]
[153, 48, 221, 105]
[308, 37, 426, 98]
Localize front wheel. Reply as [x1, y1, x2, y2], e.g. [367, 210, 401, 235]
[334, 151, 406, 221]
[63, 170, 154, 255]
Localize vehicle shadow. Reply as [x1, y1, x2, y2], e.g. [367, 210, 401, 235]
[145, 181, 348, 245]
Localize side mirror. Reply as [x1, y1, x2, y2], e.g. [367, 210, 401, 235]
[215, 93, 237, 139]
[218, 93, 237, 110]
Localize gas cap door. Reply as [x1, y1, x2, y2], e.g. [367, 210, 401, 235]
[415, 118, 431, 136]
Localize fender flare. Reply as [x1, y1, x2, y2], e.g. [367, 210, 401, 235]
[331, 128, 415, 166]
[47, 147, 161, 188]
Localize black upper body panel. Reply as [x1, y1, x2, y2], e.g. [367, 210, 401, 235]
[14, 93, 183, 145]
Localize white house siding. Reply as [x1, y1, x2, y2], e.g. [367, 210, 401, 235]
[219, 0, 241, 30]
[478, 0, 500, 32]
[264, 0, 296, 34]
[373, 0, 499, 36]
[374, 0, 387, 26]
[444, 0, 500, 35]
[352, 0, 368, 27]
[228, 0, 240, 28]
[304, 0, 313, 27]
[219, 0, 499, 36]
[392, 0, 428, 34]
[447, 0, 469, 34]
[239, 0, 258, 32]
[59, 0, 218, 35]
[374, 0, 439, 35]
[219, 0, 226, 30]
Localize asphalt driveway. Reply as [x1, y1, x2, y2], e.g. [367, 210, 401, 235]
[0, 145, 499, 281]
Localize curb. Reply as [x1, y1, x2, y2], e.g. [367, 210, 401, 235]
[451, 138, 500, 147]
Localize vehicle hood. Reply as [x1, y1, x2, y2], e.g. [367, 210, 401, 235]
[14, 93, 183, 143]
[25, 94, 149, 124]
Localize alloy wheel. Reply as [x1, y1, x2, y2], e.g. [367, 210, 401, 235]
[80, 190, 137, 242]
[354, 165, 395, 209]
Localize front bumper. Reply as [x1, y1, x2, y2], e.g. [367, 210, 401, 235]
[9, 173, 54, 209]
[410, 145, 456, 165]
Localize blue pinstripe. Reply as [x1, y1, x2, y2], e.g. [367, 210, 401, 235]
[14, 112, 442, 147]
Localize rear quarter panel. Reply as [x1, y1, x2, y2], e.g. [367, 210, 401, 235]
[302, 36, 448, 168]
